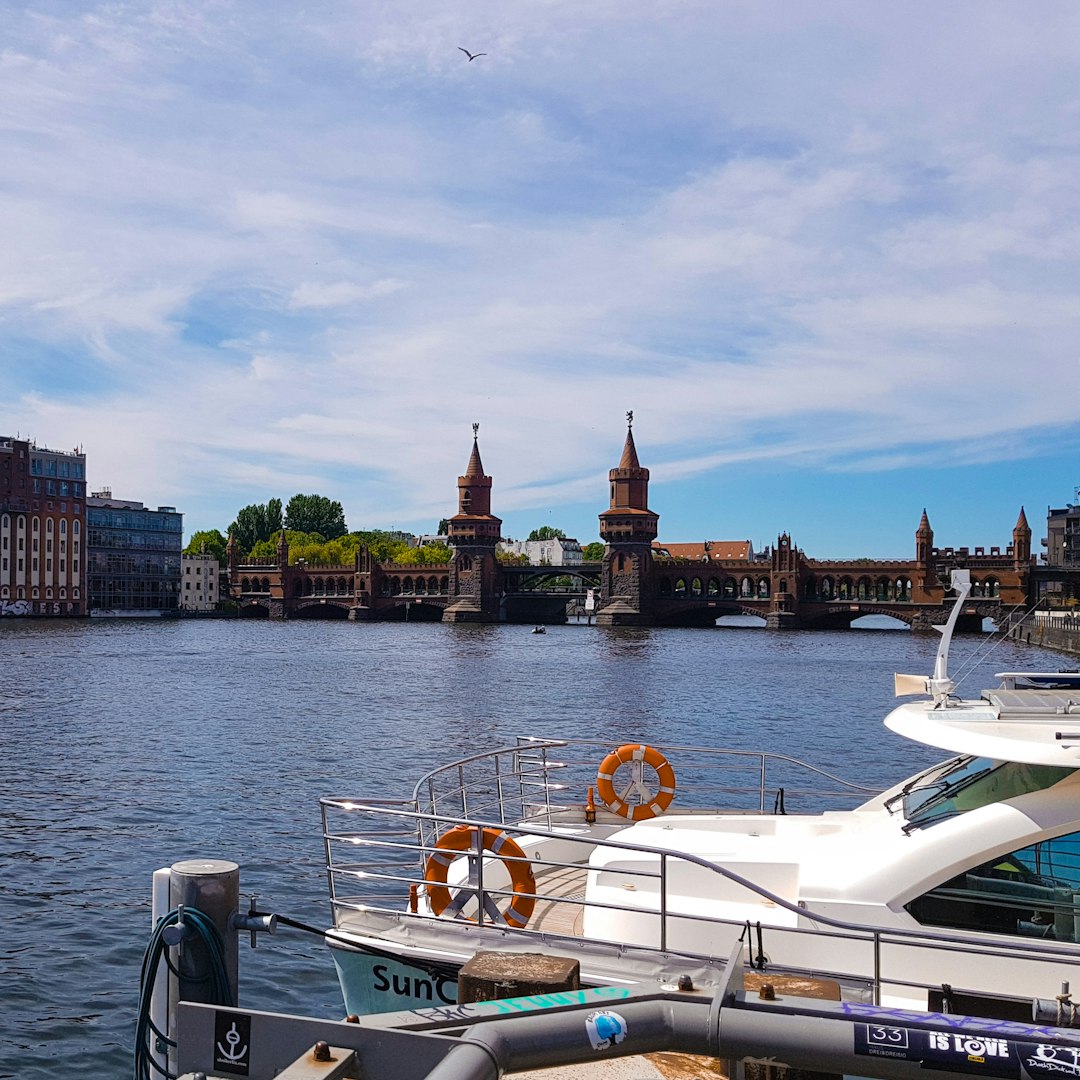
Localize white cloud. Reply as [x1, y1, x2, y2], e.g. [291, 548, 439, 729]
[2, 1, 1079, 549]
[288, 278, 406, 309]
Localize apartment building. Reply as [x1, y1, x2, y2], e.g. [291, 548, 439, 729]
[0, 436, 87, 617]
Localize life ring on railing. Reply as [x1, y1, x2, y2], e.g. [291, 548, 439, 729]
[596, 743, 677, 820]
[423, 825, 536, 929]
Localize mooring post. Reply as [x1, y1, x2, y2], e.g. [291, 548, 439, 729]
[167, 859, 240, 1074]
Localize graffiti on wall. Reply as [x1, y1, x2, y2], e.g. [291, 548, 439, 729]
[0, 600, 74, 617]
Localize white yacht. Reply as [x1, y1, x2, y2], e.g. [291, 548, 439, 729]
[322, 570, 1080, 1021]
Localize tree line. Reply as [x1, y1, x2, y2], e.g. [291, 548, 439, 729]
[184, 496, 604, 567]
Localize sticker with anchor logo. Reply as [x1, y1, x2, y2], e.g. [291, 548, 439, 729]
[214, 1012, 251, 1076]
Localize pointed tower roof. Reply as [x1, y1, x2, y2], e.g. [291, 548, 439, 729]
[917, 508, 932, 535]
[1015, 506, 1029, 531]
[464, 424, 485, 478]
[619, 424, 641, 470]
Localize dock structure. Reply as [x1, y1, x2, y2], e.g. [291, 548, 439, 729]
[174, 954, 1080, 1080]
[148, 860, 1080, 1080]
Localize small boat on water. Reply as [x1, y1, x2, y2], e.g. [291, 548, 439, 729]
[322, 570, 1080, 1021]
[531, 625, 546, 634]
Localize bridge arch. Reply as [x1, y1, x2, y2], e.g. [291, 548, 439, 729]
[292, 598, 351, 620]
[799, 604, 920, 629]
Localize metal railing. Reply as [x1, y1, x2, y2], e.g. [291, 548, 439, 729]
[319, 790, 1080, 1006]
[321, 740, 1080, 1009]
[409, 736, 878, 823]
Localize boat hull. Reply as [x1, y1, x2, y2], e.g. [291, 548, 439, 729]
[330, 943, 458, 1015]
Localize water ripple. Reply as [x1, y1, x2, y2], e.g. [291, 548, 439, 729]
[0, 616, 1067, 1077]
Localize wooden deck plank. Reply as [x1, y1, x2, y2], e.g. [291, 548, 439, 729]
[530, 864, 588, 936]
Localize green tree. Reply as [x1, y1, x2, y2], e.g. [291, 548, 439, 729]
[229, 498, 282, 555]
[249, 537, 278, 560]
[284, 494, 347, 539]
[184, 529, 228, 564]
[497, 550, 530, 565]
[437, 518, 450, 536]
[582, 541, 605, 560]
[527, 526, 566, 541]
[395, 542, 451, 565]
[354, 529, 412, 564]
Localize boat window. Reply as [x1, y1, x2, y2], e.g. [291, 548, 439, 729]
[907, 827, 1080, 942]
[901, 758, 1073, 830]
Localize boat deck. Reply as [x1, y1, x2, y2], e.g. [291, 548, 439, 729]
[530, 864, 588, 936]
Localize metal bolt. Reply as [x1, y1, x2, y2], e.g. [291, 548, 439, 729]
[345, 1014, 360, 1024]
[677, 975, 694, 991]
[758, 983, 777, 1001]
[313, 1041, 332, 1062]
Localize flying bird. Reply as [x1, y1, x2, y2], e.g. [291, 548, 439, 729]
[458, 47, 486, 61]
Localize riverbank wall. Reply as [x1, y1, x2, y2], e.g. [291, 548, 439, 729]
[1009, 612, 1080, 658]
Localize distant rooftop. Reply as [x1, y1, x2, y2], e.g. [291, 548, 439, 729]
[653, 540, 754, 561]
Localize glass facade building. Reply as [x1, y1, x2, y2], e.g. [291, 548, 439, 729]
[86, 492, 182, 615]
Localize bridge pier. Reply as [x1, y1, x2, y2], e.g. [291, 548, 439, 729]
[594, 599, 655, 627]
[764, 611, 800, 630]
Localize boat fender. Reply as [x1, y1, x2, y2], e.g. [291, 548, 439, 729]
[595, 743, 677, 820]
[424, 825, 536, 929]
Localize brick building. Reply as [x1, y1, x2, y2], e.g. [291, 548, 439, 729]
[0, 436, 87, 617]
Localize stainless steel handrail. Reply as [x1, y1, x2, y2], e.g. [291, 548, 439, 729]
[322, 796, 1080, 1007]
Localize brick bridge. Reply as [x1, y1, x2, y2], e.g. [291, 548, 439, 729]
[227, 421, 1032, 629]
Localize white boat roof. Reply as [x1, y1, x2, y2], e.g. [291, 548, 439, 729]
[885, 690, 1080, 767]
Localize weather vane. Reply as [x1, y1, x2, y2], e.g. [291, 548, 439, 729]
[472, 422, 480, 440]
[626, 410, 633, 428]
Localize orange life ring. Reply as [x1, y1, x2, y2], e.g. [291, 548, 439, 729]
[423, 825, 536, 928]
[595, 743, 677, 820]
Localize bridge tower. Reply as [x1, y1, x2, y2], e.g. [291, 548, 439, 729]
[1013, 507, 1031, 567]
[766, 532, 800, 628]
[595, 412, 659, 626]
[443, 424, 503, 623]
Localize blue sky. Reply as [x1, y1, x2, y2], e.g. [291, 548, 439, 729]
[2, 1, 1078, 557]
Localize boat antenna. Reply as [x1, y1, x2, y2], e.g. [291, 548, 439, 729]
[929, 569, 972, 706]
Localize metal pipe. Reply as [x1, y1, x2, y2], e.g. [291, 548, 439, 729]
[150, 866, 172, 1080]
[659, 852, 668, 952]
[167, 859, 239, 1077]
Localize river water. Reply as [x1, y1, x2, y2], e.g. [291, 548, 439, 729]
[0, 615, 1069, 1078]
